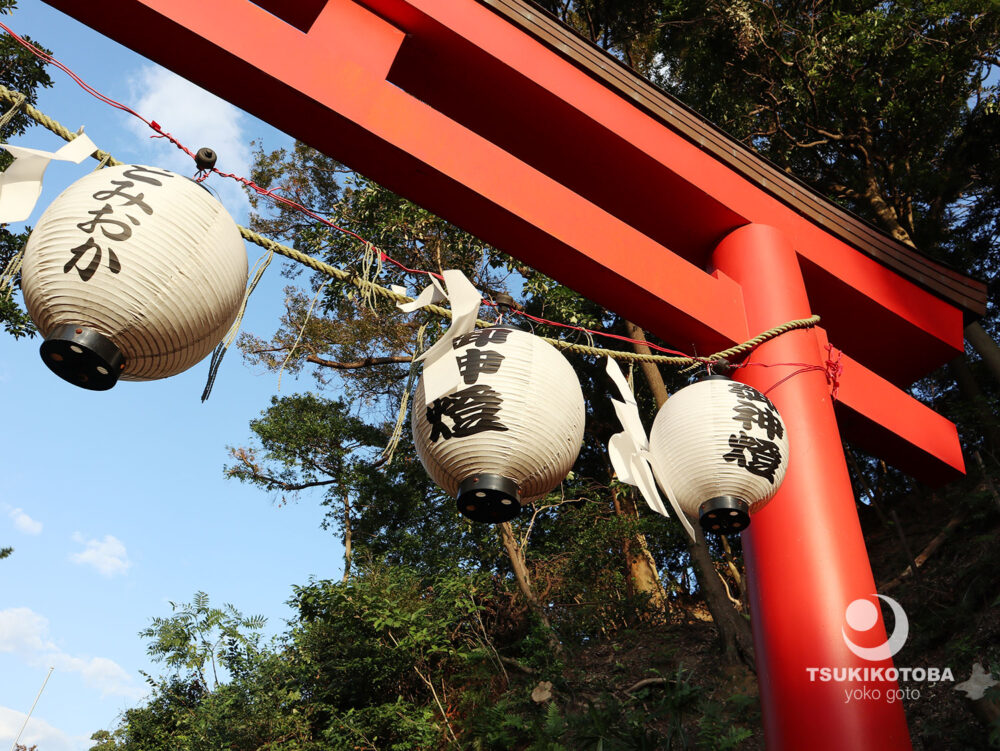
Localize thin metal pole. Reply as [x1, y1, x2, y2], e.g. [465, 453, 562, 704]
[9, 667, 53, 751]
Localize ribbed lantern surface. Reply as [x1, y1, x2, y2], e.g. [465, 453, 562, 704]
[21, 164, 248, 389]
[412, 327, 585, 523]
[648, 376, 789, 534]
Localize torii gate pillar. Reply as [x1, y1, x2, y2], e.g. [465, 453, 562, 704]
[713, 224, 910, 750]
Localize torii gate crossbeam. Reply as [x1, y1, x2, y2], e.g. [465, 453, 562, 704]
[41, 0, 987, 748]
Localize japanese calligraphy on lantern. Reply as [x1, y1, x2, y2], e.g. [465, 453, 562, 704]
[426, 383, 508, 440]
[426, 328, 513, 442]
[456, 348, 505, 385]
[452, 328, 511, 348]
[21, 162, 249, 385]
[453, 329, 510, 385]
[723, 382, 785, 483]
[64, 165, 175, 281]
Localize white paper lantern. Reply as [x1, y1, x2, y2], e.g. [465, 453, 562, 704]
[412, 326, 585, 523]
[648, 375, 789, 534]
[21, 164, 248, 390]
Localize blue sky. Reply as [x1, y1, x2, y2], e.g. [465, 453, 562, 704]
[1, 2, 347, 748]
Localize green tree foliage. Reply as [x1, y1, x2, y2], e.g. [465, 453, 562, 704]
[139, 591, 267, 689]
[538, 0, 999, 264]
[0, 546, 11, 559]
[93, 571, 758, 750]
[91, 594, 305, 751]
[665, 3, 995, 231]
[226, 393, 509, 578]
[0, 0, 53, 339]
[241, 142, 516, 405]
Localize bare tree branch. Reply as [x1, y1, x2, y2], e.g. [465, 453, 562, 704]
[305, 354, 413, 370]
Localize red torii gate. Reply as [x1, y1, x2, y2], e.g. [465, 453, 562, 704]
[42, 0, 986, 748]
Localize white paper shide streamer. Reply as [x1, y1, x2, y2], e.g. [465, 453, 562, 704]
[393, 269, 483, 405]
[404, 271, 585, 523]
[0, 132, 98, 223]
[648, 375, 790, 534]
[20, 164, 248, 390]
[605, 357, 695, 540]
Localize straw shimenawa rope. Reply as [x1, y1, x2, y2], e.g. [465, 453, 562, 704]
[0, 82, 820, 368]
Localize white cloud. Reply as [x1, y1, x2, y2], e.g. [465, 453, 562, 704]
[125, 65, 252, 221]
[48, 654, 140, 700]
[0, 608, 142, 701]
[0, 608, 57, 654]
[0, 705, 89, 751]
[7, 507, 42, 535]
[70, 533, 131, 578]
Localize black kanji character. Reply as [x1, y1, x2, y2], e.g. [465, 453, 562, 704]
[453, 328, 511, 349]
[63, 237, 121, 281]
[92, 180, 154, 215]
[731, 399, 784, 440]
[77, 204, 134, 242]
[121, 165, 175, 186]
[456, 348, 505, 385]
[722, 431, 783, 483]
[728, 382, 775, 409]
[426, 384, 509, 441]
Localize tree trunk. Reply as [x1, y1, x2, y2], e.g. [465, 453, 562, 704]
[972, 451, 1000, 512]
[860, 193, 1000, 394]
[498, 522, 562, 655]
[624, 321, 670, 406]
[341, 491, 352, 583]
[614, 321, 670, 612]
[889, 507, 921, 584]
[860, 164, 914, 245]
[881, 513, 965, 591]
[689, 525, 756, 668]
[949, 355, 1000, 453]
[855, 186, 1000, 391]
[611, 486, 668, 612]
[626, 320, 755, 668]
[964, 321, 1000, 388]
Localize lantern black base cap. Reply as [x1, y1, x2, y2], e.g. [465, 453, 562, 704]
[40, 324, 124, 391]
[699, 496, 751, 534]
[457, 474, 521, 523]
